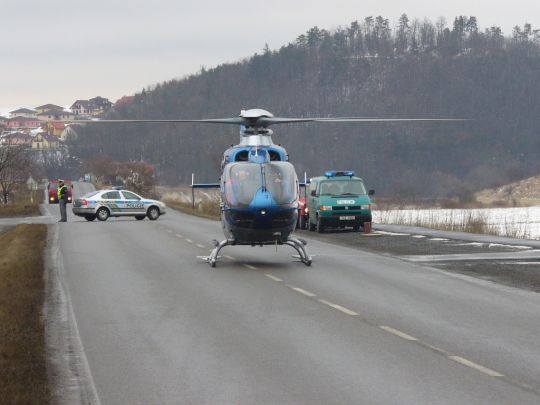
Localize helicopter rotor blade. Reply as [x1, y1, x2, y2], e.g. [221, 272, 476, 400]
[66, 118, 245, 125]
[259, 117, 469, 126]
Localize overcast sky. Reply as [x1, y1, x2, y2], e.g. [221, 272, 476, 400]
[1, 0, 539, 114]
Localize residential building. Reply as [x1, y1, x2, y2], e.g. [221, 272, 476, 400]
[71, 96, 112, 116]
[0, 132, 32, 146]
[37, 109, 75, 122]
[44, 121, 66, 137]
[9, 108, 37, 118]
[5, 116, 41, 130]
[35, 104, 64, 114]
[32, 133, 61, 149]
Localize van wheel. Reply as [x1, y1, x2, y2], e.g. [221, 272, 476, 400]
[147, 206, 160, 221]
[96, 207, 110, 221]
[316, 217, 324, 233]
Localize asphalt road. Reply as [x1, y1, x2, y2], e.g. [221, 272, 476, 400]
[48, 182, 540, 404]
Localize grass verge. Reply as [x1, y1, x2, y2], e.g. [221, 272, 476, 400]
[0, 201, 41, 218]
[0, 224, 49, 404]
[158, 186, 220, 220]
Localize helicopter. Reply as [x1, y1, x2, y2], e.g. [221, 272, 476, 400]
[72, 108, 466, 267]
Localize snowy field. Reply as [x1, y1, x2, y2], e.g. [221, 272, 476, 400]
[373, 206, 540, 240]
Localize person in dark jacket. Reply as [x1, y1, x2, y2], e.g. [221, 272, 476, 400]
[57, 179, 68, 222]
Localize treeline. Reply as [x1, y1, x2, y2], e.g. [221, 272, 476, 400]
[69, 15, 540, 198]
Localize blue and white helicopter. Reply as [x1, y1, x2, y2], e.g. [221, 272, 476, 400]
[77, 109, 465, 267]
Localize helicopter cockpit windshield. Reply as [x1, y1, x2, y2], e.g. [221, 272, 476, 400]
[223, 162, 297, 207]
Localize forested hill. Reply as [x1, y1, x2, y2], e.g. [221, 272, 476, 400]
[71, 15, 540, 199]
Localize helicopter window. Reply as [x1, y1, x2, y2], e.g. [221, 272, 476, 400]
[265, 162, 297, 204]
[268, 151, 282, 161]
[234, 151, 249, 161]
[223, 163, 263, 207]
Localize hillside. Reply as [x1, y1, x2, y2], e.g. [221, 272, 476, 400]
[476, 175, 540, 206]
[69, 15, 540, 198]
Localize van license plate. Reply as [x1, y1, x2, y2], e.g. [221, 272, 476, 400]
[339, 216, 355, 220]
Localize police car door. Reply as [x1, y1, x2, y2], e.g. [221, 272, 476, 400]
[121, 191, 145, 214]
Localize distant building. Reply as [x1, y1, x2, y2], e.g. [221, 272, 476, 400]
[37, 109, 75, 122]
[60, 125, 79, 141]
[32, 132, 61, 149]
[44, 121, 66, 137]
[9, 108, 37, 118]
[89, 96, 113, 113]
[35, 104, 64, 114]
[5, 116, 41, 130]
[71, 96, 112, 116]
[0, 132, 32, 146]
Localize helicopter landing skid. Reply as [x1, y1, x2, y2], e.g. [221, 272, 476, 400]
[201, 237, 312, 267]
[283, 236, 312, 266]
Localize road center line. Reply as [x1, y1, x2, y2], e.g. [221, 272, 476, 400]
[224, 255, 235, 260]
[448, 356, 504, 377]
[243, 264, 257, 270]
[196, 244, 205, 248]
[379, 326, 418, 341]
[167, 229, 173, 233]
[185, 239, 193, 243]
[287, 285, 316, 297]
[265, 274, 282, 282]
[318, 299, 358, 316]
[175, 234, 183, 238]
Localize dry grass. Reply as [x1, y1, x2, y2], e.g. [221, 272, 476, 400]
[157, 186, 221, 220]
[0, 187, 41, 218]
[375, 209, 533, 239]
[0, 224, 50, 404]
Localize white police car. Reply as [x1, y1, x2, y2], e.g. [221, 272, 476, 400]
[72, 189, 166, 221]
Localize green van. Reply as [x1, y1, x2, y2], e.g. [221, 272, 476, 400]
[306, 171, 374, 233]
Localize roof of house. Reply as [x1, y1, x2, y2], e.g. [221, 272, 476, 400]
[115, 95, 134, 105]
[10, 107, 37, 114]
[7, 116, 40, 122]
[34, 133, 61, 142]
[35, 103, 63, 110]
[37, 109, 74, 116]
[1, 132, 33, 142]
[70, 100, 96, 109]
[47, 121, 66, 130]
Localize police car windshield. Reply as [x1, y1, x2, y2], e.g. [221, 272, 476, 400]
[320, 180, 366, 196]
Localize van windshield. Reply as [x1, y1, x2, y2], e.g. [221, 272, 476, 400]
[319, 180, 366, 196]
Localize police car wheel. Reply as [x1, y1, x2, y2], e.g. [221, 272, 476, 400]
[96, 207, 110, 221]
[135, 215, 145, 220]
[147, 206, 160, 221]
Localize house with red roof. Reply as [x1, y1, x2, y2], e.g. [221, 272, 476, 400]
[44, 121, 66, 137]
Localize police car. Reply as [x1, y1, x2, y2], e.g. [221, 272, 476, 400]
[72, 189, 166, 221]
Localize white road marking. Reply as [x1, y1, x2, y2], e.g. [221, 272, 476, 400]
[243, 264, 257, 270]
[287, 285, 316, 297]
[175, 233, 183, 238]
[265, 274, 282, 282]
[196, 244, 205, 248]
[224, 255, 235, 260]
[448, 356, 504, 377]
[318, 299, 358, 316]
[167, 229, 173, 233]
[379, 326, 418, 341]
[429, 237, 449, 241]
[411, 235, 426, 238]
[186, 239, 193, 243]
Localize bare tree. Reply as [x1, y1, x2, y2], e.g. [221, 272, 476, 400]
[0, 142, 31, 204]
